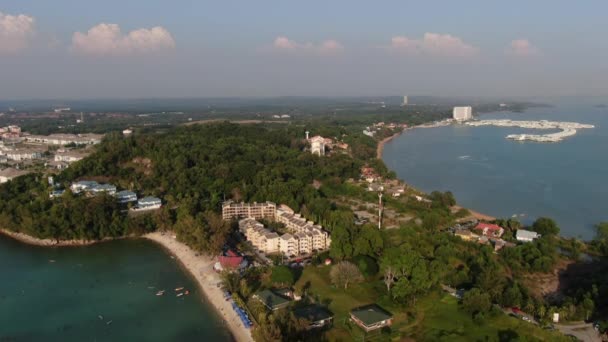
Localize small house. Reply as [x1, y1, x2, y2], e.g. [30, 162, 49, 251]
[474, 223, 504, 238]
[253, 289, 292, 311]
[516, 229, 540, 243]
[350, 304, 393, 332]
[454, 229, 479, 241]
[294, 305, 334, 329]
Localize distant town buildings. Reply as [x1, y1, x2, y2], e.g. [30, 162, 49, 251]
[453, 106, 473, 122]
[53, 107, 71, 113]
[54, 149, 88, 163]
[0, 168, 31, 183]
[25, 133, 102, 146]
[122, 129, 133, 136]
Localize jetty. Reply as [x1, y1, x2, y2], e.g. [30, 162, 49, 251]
[465, 119, 594, 142]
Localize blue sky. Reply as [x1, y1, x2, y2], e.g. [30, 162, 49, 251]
[0, 1, 607, 99]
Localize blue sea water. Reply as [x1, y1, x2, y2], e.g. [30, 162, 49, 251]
[0, 236, 230, 341]
[383, 99, 608, 240]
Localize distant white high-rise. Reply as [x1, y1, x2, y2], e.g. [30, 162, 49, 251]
[453, 106, 473, 121]
[401, 96, 408, 106]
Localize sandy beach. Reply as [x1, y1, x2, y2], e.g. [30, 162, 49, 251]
[452, 205, 496, 222]
[144, 232, 254, 342]
[376, 131, 403, 159]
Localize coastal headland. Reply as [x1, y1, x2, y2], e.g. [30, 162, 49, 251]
[0, 229, 103, 247]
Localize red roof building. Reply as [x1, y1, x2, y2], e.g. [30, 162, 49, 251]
[474, 223, 504, 238]
[218, 250, 245, 269]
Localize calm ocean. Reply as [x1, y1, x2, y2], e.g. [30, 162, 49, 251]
[383, 99, 608, 240]
[0, 236, 230, 341]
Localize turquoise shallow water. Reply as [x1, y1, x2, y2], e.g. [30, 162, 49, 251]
[383, 100, 608, 240]
[0, 236, 230, 341]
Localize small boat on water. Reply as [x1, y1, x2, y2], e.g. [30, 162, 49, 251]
[156, 290, 165, 296]
[176, 293, 184, 297]
[185, 290, 190, 295]
[98, 315, 104, 320]
[106, 320, 113, 325]
[175, 287, 184, 291]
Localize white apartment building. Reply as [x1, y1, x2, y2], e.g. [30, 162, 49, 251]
[237, 207, 331, 257]
[453, 106, 473, 121]
[222, 201, 277, 220]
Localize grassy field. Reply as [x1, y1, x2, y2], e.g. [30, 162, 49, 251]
[295, 266, 570, 341]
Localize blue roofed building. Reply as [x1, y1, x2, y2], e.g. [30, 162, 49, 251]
[116, 190, 137, 203]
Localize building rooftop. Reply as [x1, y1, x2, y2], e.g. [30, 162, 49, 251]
[116, 190, 136, 197]
[294, 305, 333, 323]
[350, 304, 393, 326]
[516, 229, 540, 239]
[139, 196, 161, 203]
[254, 289, 292, 310]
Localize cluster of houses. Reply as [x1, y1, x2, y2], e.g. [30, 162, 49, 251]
[250, 286, 392, 333]
[222, 201, 331, 258]
[454, 221, 541, 250]
[55, 180, 162, 210]
[363, 122, 407, 137]
[305, 132, 349, 157]
[0, 125, 100, 171]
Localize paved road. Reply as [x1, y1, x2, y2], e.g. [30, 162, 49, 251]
[556, 322, 601, 342]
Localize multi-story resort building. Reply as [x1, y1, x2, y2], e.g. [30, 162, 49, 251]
[230, 202, 331, 257]
[453, 106, 473, 122]
[222, 201, 277, 220]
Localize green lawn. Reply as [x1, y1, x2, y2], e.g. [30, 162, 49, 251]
[295, 266, 570, 341]
[408, 292, 569, 342]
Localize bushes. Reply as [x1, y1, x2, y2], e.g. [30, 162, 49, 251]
[354, 255, 379, 277]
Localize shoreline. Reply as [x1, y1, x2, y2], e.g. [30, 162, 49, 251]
[0, 228, 104, 247]
[144, 232, 253, 342]
[376, 131, 403, 159]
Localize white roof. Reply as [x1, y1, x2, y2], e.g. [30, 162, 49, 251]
[516, 229, 539, 239]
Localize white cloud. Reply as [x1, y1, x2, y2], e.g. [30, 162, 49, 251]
[71, 23, 175, 56]
[273, 36, 343, 55]
[507, 39, 540, 57]
[0, 11, 35, 55]
[389, 32, 478, 57]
